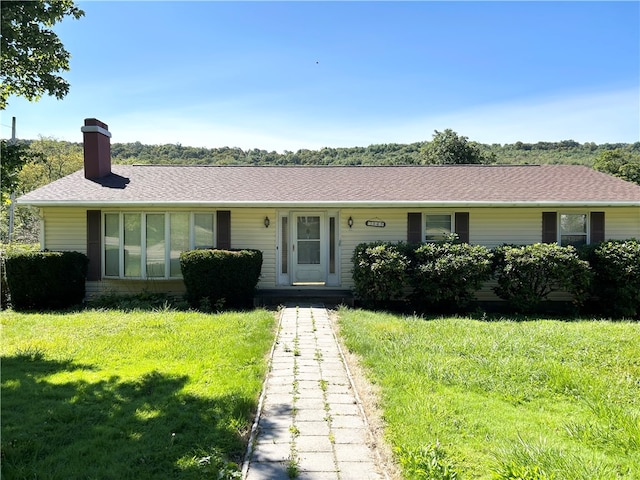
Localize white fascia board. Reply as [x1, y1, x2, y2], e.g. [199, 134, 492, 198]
[16, 200, 640, 208]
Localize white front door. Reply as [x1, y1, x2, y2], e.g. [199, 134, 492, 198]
[293, 213, 326, 284]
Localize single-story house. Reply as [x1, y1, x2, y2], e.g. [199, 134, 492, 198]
[17, 118, 640, 300]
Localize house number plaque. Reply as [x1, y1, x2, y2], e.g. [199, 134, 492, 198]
[365, 220, 386, 228]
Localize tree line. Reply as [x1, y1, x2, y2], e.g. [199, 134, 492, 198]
[10, 134, 640, 169]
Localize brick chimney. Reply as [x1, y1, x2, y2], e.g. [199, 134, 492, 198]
[81, 118, 112, 179]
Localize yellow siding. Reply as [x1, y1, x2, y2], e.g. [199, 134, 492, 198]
[604, 207, 640, 240]
[230, 208, 277, 288]
[470, 208, 541, 248]
[42, 207, 87, 253]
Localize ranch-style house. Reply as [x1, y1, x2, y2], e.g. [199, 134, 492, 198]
[17, 119, 640, 301]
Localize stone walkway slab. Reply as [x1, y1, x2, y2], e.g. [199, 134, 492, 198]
[242, 305, 386, 480]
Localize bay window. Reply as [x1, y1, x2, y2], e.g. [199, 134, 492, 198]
[104, 212, 216, 279]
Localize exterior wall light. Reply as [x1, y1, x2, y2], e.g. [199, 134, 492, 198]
[264, 216, 270, 228]
[348, 216, 354, 229]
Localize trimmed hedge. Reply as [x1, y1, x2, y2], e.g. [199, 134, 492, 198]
[4, 250, 88, 310]
[580, 239, 640, 318]
[410, 242, 493, 312]
[352, 241, 492, 312]
[352, 241, 636, 317]
[180, 249, 263, 310]
[492, 243, 592, 314]
[351, 242, 409, 309]
[1, 251, 8, 310]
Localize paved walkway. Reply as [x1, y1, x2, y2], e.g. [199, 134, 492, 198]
[242, 305, 386, 480]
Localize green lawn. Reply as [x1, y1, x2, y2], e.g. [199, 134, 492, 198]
[337, 309, 640, 480]
[1, 308, 276, 479]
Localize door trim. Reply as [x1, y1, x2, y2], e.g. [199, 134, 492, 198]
[276, 210, 340, 287]
[292, 212, 326, 285]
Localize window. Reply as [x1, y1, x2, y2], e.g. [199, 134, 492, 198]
[560, 213, 587, 247]
[426, 214, 452, 242]
[104, 212, 215, 279]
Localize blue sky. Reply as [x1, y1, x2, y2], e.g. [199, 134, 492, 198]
[2, 1, 639, 151]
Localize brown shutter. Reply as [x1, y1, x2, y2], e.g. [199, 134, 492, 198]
[542, 212, 557, 243]
[590, 212, 605, 243]
[216, 210, 231, 249]
[407, 212, 422, 244]
[86, 210, 101, 280]
[454, 212, 470, 243]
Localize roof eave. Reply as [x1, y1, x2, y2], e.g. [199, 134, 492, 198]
[16, 200, 640, 208]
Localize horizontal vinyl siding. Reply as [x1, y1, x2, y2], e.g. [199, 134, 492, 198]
[603, 207, 640, 240]
[42, 207, 87, 253]
[230, 208, 277, 288]
[470, 208, 542, 248]
[468, 207, 640, 248]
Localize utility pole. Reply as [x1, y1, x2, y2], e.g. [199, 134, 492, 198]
[8, 117, 16, 242]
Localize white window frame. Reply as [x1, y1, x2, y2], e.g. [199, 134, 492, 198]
[102, 212, 216, 279]
[559, 213, 588, 247]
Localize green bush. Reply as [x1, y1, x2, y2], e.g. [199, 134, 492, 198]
[4, 250, 88, 310]
[580, 239, 640, 318]
[493, 243, 592, 314]
[180, 249, 262, 310]
[409, 241, 493, 313]
[351, 242, 410, 308]
[1, 244, 40, 310]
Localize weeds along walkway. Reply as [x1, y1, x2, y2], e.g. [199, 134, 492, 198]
[242, 305, 385, 480]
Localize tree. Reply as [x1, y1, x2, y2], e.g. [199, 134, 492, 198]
[593, 149, 640, 186]
[0, 141, 32, 203]
[421, 129, 493, 165]
[1, 0, 84, 109]
[18, 137, 83, 193]
[1, 141, 43, 243]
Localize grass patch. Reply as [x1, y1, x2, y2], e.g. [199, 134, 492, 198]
[337, 308, 640, 479]
[1, 308, 276, 479]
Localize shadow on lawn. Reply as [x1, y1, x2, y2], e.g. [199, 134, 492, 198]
[1, 354, 254, 479]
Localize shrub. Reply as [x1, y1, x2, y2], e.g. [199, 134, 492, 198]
[351, 242, 410, 308]
[180, 249, 262, 310]
[409, 241, 493, 313]
[1, 244, 40, 310]
[492, 243, 591, 314]
[4, 250, 88, 310]
[580, 239, 640, 318]
[1, 251, 8, 310]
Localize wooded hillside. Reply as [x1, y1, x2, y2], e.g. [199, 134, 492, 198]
[18, 138, 640, 167]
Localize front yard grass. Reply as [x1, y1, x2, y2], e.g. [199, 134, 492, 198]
[337, 308, 640, 479]
[1, 308, 276, 479]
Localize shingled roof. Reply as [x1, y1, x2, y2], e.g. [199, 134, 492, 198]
[17, 164, 640, 208]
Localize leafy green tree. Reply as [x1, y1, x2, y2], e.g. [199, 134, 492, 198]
[1, 0, 84, 109]
[421, 129, 493, 165]
[18, 137, 83, 192]
[0, 140, 42, 243]
[593, 149, 640, 185]
[0, 141, 37, 203]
